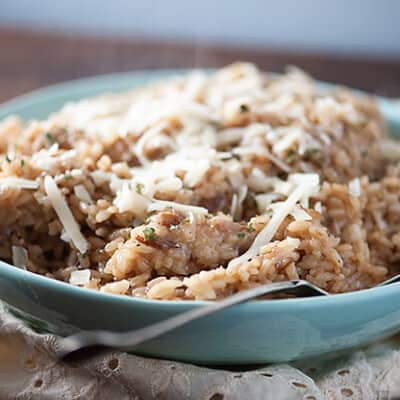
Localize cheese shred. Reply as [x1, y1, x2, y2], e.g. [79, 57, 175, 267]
[228, 184, 315, 269]
[0, 178, 39, 190]
[44, 176, 88, 254]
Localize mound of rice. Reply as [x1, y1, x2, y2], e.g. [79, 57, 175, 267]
[0, 63, 398, 300]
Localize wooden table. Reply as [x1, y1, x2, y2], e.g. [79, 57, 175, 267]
[1, 28, 400, 103]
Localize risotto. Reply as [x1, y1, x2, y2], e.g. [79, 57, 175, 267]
[0, 63, 399, 300]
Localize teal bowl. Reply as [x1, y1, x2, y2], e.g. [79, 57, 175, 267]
[0, 70, 399, 365]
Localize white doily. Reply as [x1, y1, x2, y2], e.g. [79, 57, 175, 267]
[0, 310, 399, 400]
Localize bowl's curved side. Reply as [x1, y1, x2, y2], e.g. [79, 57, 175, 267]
[0, 70, 399, 364]
[1, 260, 400, 364]
[0, 69, 189, 121]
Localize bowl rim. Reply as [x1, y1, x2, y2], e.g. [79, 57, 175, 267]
[0, 69, 399, 310]
[1, 258, 399, 311]
[0, 69, 192, 114]
[0, 68, 397, 115]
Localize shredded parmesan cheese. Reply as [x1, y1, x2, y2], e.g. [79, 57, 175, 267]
[134, 121, 169, 166]
[114, 184, 150, 217]
[11, 246, 28, 269]
[290, 205, 312, 221]
[44, 176, 88, 254]
[60, 230, 71, 243]
[255, 193, 283, 213]
[0, 178, 39, 190]
[263, 148, 292, 173]
[69, 269, 91, 285]
[148, 200, 208, 215]
[155, 177, 183, 193]
[228, 184, 315, 269]
[348, 178, 361, 197]
[230, 194, 238, 218]
[73, 185, 92, 203]
[100, 279, 130, 294]
[31, 148, 77, 171]
[113, 181, 208, 218]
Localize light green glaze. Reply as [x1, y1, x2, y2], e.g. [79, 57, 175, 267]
[0, 71, 399, 364]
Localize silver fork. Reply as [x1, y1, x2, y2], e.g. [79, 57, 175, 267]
[56, 275, 400, 359]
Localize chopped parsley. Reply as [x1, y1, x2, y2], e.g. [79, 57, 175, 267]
[247, 222, 255, 232]
[237, 232, 246, 239]
[142, 227, 157, 241]
[5, 154, 11, 163]
[136, 182, 144, 194]
[65, 174, 73, 180]
[286, 149, 297, 162]
[45, 132, 55, 145]
[20, 159, 26, 167]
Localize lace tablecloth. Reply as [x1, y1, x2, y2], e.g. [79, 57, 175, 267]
[0, 310, 399, 400]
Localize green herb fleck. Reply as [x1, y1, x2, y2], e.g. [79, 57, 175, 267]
[286, 149, 297, 162]
[65, 174, 73, 180]
[239, 104, 249, 113]
[45, 132, 55, 145]
[20, 159, 26, 167]
[247, 222, 255, 232]
[142, 227, 157, 241]
[5, 154, 11, 163]
[136, 183, 144, 194]
[237, 232, 246, 239]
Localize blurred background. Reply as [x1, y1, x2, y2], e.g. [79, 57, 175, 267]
[0, 0, 400, 102]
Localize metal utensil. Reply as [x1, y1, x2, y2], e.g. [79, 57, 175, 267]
[56, 275, 399, 359]
[378, 273, 400, 286]
[55, 279, 327, 358]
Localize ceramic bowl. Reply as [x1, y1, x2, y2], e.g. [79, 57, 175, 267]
[0, 70, 399, 364]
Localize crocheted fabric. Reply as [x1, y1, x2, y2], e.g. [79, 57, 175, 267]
[0, 310, 399, 399]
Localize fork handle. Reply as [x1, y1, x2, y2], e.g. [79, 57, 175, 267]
[56, 280, 305, 358]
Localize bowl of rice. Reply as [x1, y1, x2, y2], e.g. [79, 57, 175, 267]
[0, 63, 399, 364]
